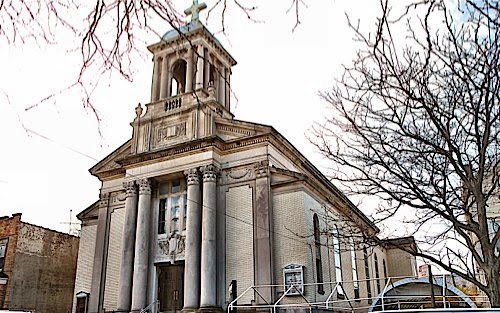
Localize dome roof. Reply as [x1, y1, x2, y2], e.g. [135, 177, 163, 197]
[162, 21, 203, 42]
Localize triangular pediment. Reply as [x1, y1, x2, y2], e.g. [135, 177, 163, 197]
[215, 119, 271, 142]
[89, 139, 132, 176]
[77, 200, 99, 221]
[270, 167, 306, 186]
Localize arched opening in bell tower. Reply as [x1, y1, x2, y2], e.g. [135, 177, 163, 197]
[170, 59, 187, 96]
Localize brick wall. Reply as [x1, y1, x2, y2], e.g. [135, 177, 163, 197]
[226, 185, 254, 304]
[8, 222, 79, 313]
[0, 214, 22, 309]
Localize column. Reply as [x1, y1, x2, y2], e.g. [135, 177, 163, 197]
[225, 68, 231, 110]
[151, 57, 161, 101]
[88, 193, 111, 313]
[195, 45, 205, 89]
[204, 51, 210, 88]
[117, 181, 139, 311]
[131, 178, 152, 311]
[218, 66, 225, 107]
[160, 55, 169, 99]
[183, 168, 202, 311]
[200, 165, 218, 308]
[186, 48, 194, 92]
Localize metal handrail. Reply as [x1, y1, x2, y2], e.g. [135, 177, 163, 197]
[140, 300, 158, 313]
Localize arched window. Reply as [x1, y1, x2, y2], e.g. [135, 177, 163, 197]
[349, 238, 360, 300]
[332, 225, 344, 296]
[363, 247, 372, 303]
[313, 214, 324, 294]
[170, 59, 187, 96]
[383, 259, 388, 284]
[374, 253, 381, 294]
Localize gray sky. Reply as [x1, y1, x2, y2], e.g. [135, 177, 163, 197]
[0, 1, 382, 233]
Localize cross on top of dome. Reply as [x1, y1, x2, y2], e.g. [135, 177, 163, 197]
[184, 0, 207, 23]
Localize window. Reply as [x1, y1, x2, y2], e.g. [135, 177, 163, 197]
[158, 179, 187, 235]
[332, 226, 344, 296]
[0, 238, 7, 271]
[363, 247, 372, 304]
[313, 214, 324, 294]
[383, 259, 388, 284]
[350, 238, 360, 301]
[374, 253, 381, 294]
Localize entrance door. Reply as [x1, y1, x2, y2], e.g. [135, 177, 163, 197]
[158, 263, 184, 313]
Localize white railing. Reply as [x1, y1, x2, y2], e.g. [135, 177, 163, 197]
[227, 275, 491, 313]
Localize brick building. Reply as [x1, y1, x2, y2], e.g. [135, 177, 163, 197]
[0, 213, 79, 313]
[73, 2, 418, 312]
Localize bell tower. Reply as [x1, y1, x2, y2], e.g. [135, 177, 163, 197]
[131, 1, 237, 154]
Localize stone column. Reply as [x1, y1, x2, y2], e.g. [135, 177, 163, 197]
[88, 193, 111, 313]
[151, 57, 161, 102]
[131, 178, 152, 311]
[160, 55, 169, 99]
[225, 69, 231, 110]
[117, 181, 139, 311]
[195, 45, 205, 89]
[186, 48, 194, 93]
[200, 165, 218, 309]
[218, 67, 225, 107]
[183, 168, 202, 311]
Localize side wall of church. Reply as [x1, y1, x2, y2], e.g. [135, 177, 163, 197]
[272, 191, 309, 304]
[225, 185, 254, 305]
[103, 207, 125, 311]
[72, 224, 98, 313]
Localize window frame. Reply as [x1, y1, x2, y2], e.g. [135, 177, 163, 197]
[157, 179, 187, 236]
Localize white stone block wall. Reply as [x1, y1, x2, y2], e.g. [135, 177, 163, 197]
[226, 185, 254, 304]
[272, 191, 310, 305]
[72, 224, 98, 313]
[103, 207, 125, 311]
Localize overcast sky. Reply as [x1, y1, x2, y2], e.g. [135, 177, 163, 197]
[0, 1, 382, 234]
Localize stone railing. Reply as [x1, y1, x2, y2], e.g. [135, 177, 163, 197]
[164, 96, 182, 111]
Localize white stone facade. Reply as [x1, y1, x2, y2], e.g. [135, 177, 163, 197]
[72, 6, 417, 313]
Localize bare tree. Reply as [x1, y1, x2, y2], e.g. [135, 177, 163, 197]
[311, 0, 500, 306]
[0, 0, 306, 118]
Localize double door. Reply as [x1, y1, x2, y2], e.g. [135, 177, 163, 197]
[158, 263, 184, 313]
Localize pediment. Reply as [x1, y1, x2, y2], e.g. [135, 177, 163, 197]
[77, 200, 99, 221]
[270, 167, 306, 186]
[90, 140, 132, 176]
[215, 119, 271, 142]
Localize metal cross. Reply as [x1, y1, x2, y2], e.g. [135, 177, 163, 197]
[184, 0, 207, 23]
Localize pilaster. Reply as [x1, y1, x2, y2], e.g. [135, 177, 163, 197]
[88, 193, 111, 313]
[253, 161, 273, 303]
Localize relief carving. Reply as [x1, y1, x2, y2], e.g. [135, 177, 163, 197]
[157, 232, 186, 261]
[156, 122, 186, 145]
[254, 160, 270, 178]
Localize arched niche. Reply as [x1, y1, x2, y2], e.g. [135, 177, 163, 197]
[170, 59, 187, 96]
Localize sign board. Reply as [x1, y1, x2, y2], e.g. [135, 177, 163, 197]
[418, 264, 429, 278]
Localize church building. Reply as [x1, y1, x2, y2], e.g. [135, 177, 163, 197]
[72, 2, 417, 313]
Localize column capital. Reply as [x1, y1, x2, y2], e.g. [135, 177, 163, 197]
[185, 168, 200, 185]
[201, 164, 219, 183]
[99, 193, 110, 207]
[138, 178, 152, 195]
[254, 160, 269, 178]
[123, 181, 138, 197]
